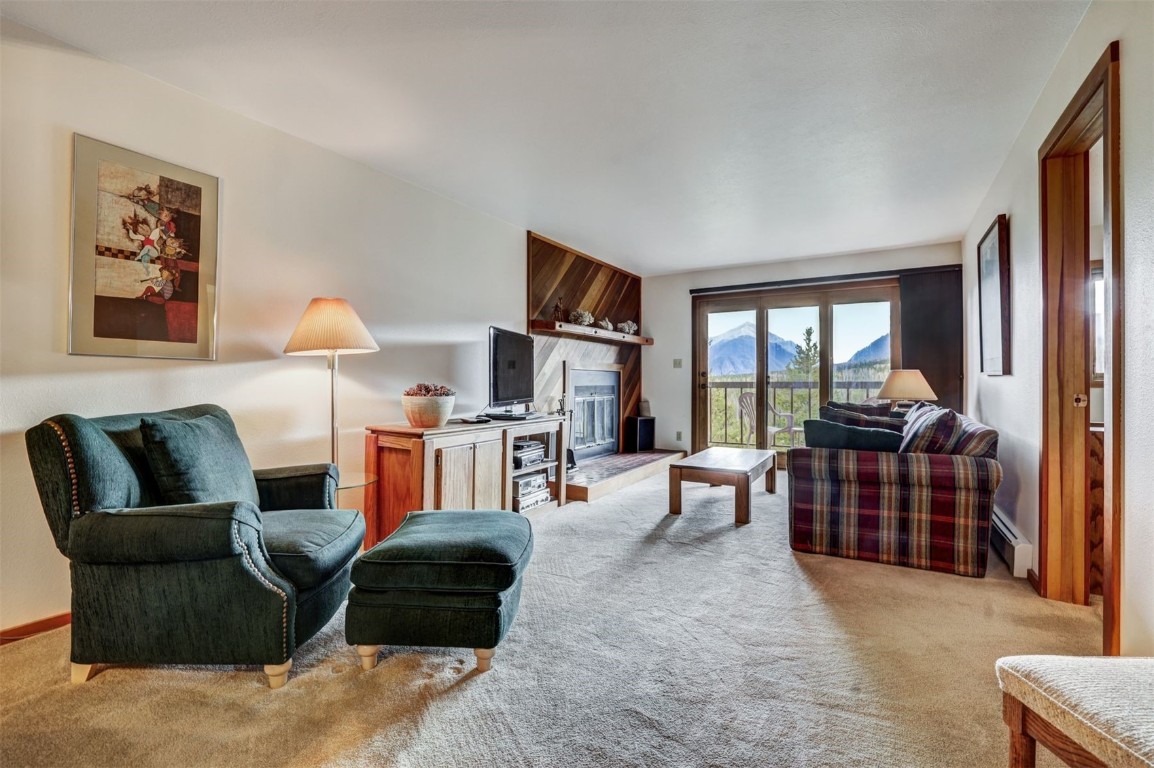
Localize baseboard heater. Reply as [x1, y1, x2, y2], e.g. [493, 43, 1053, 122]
[990, 506, 1032, 579]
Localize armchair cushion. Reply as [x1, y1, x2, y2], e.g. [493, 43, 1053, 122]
[262, 508, 365, 590]
[802, 419, 902, 452]
[140, 410, 260, 507]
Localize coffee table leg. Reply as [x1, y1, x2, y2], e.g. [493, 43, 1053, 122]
[766, 462, 777, 494]
[735, 476, 751, 525]
[669, 467, 682, 515]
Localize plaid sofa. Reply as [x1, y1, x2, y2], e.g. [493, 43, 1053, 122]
[788, 408, 1002, 577]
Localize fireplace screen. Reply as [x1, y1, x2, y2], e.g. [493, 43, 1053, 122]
[570, 369, 619, 461]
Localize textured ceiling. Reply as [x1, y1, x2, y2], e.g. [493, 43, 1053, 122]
[2, 1, 1089, 275]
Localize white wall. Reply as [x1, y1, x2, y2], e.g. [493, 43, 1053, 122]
[641, 243, 962, 451]
[960, 1, 1153, 653]
[0, 23, 525, 629]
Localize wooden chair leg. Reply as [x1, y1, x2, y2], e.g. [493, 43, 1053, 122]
[356, 644, 380, 671]
[1003, 692, 1037, 768]
[71, 663, 97, 684]
[264, 659, 292, 689]
[475, 648, 495, 672]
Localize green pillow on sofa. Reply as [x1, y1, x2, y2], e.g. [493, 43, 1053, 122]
[803, 419, 903, 452]
[141, 410, 261, 506]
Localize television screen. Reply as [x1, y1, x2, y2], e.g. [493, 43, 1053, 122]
[489, 326, 535, 407]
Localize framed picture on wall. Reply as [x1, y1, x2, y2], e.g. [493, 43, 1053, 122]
[69, 134, 219, 360]
[977, 213, 1011, 375]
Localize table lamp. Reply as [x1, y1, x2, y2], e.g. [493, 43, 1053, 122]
[284, 297, 379, 466]
[877, 369, 938, 411]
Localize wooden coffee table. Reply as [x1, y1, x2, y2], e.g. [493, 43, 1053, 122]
[668, 447, 777, 525]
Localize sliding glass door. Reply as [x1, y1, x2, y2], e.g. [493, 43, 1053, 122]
[693, 281, 900, 456]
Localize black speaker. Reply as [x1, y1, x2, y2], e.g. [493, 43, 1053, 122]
[624, 416, 655, 453]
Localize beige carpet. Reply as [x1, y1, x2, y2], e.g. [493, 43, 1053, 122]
[1, 473, 1100, 767]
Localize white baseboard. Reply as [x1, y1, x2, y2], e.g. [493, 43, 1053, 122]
[990, 506, 1032, 578]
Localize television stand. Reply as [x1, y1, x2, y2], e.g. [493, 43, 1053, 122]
[485, 411, 541, 421]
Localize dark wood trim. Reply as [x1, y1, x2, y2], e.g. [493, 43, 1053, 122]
[0, 612, 71, 645]
[528, 231, 643, 281]
[688, 264, 958, 297]
[1037, 42, 1123, 655]
[1039, 43, 1119, 160]
[1100, 40, 1124, 657]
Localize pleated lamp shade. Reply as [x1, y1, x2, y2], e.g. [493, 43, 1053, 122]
[877, 369, 938, 401]
[284, 298, 379, 355]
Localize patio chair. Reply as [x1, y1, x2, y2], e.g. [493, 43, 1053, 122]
[738, 391, 796, 447]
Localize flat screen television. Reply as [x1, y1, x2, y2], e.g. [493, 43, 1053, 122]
[489, 326, 535, 408]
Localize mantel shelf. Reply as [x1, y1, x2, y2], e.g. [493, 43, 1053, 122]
[530, 320, 653, 346]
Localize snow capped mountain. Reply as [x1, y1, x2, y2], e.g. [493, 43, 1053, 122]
[708, 322, 800, 374]
[710, 321, 756, 345]
[707, 324, 889, 375]
[846, 334, 890, 365]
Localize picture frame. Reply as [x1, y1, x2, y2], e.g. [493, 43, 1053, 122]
[69, 134, 219, 360]
[977, 213, 1011, 375]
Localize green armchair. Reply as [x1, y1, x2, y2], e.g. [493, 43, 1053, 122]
[25, 404, 365, 688]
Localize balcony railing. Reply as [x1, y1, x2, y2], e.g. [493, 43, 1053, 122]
[706, 379, 886, 448]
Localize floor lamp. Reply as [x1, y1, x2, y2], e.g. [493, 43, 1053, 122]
[284, 297, 379, 467]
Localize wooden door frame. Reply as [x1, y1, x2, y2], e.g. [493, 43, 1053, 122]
[1035, 42, 1123, 655]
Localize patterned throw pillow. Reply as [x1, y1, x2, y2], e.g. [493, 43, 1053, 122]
[818, 405, 906, 433]
[899, 406, 961, 454]
[902, 401, 935, 423]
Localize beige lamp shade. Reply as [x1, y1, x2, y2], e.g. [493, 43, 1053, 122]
[877, 369, 937, 401]
[284, 298, 379, 355]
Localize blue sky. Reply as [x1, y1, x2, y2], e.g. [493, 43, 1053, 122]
[708, 302, 890, 364]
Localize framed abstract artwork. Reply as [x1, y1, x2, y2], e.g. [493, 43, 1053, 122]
[69, 135, 219, 360]
[977, 213, 1011, 375]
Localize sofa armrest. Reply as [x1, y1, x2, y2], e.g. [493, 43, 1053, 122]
[254, 464, 338, 511]
[67, 501, 264, 564]
[787, 448, 1003, 492]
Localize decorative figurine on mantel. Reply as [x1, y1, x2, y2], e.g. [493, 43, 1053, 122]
[598, 317, 613, 331]
[552, 298, 565, 322]
[569, 309, 594, 326]
[617, 320, 638, 335]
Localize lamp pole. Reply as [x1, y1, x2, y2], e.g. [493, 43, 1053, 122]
[329, 350, 339, 467]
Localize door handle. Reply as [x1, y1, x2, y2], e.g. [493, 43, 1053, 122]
[1074, 394, 1089, 408]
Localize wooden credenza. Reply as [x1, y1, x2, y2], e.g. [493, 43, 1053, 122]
[363, 416, 567, 546]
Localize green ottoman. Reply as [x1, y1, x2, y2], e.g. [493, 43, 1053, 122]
[345, 510, 533, 672]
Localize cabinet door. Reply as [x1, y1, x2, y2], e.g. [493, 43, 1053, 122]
[435, 444, 475, 509]
[473, 439, 505, 509]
